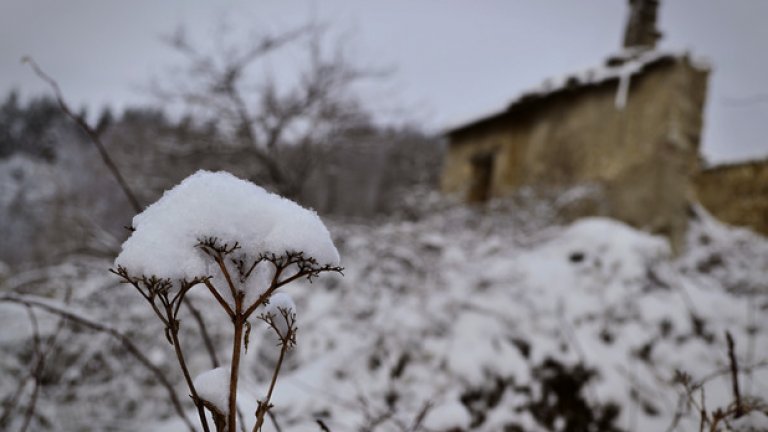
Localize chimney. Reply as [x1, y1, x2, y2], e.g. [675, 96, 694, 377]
[622, 0, 662, 50]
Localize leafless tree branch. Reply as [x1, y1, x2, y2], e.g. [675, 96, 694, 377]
[22, 56, 143, 213]
[153, 22, 382, 198]
[0, 293, 196, 432]
[185, 297, 220, 368]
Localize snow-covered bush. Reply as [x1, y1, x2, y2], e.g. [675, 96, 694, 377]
[112, 170, 342, 432]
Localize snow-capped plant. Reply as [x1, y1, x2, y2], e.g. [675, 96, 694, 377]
[111, 170, 342, 432]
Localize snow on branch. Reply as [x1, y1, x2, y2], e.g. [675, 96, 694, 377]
[115, 170, 340, 281]
[110, 170, 342, 432]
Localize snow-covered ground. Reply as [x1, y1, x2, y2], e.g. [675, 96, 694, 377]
[153, 200, 767, 432]
[2, 197, 767, 431]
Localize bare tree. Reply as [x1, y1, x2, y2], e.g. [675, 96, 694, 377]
[153, 23, 378, 198]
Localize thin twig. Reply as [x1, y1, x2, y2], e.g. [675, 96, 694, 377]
[185, 297, 220, 367]
[224, 257, 245, 432]
[228, 313, 244, 432]
[215, 253, 240, 303]
[253, 311, 294, 432]
[22, 56, 142, 213]
[265, 340, 289, 403]
[204, 279, 235, 318]
[316, 419, 332, 432]
[237, 407, 247, 432]
[0, 294, 196, 432]
[725, 331, 743, 418]
[267, 410, 282, 432]
[167, 304, 212, 432]
[408, 400, 433, 432]
[0, 294, 67, 429]
[699, 387, 706, 432]
[18, 305, 42, 432]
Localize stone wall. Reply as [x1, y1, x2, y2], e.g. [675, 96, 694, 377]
[441, 55, 709, 251]
[695, 159, 768, 236]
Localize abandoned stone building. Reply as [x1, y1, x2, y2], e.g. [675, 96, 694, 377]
[440, 0, 745, 250]
[695, 159, 768, 236]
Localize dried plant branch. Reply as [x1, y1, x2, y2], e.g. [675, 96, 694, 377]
[267, 410, 282, 432]
[253, 332, 291, 431]
[725, 331, 743, 418]
[154, 21, 383, 197]
[0, 329, 36, 427]
[0, 294, 196, 432]
[216, 254, 240, 303]
[117, 240, 341, 432]
[407, 400, 433, 432]
[671, 333, 768, 432]
[236, 407, 248, 432]
[316, 419, 332, 432]
[243, 252, 342, 320]
[203, 278, 236, 319]
[251, 308, 299, 432]
[18, 305, 42, 432]
[22, 56, 142, 213]
[197, 245, 341, 432]
[0, 292, 68, 430]
[185, 297, 220, 368]
[166, 304, 212, 432]
[699, 387, 707, 432]
[111, 266, 213, 432]
[228, 316, 245, 432]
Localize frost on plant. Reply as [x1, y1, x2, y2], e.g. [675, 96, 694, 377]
[110, 170, 342, 432]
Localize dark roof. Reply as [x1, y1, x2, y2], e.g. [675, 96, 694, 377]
[701, 157, 768, 173]
[445, 51, 686, 138]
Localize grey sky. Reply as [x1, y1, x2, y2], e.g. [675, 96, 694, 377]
[1, 0, 766, 163]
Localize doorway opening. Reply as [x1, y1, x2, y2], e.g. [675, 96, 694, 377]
[468, 152, 494, 203]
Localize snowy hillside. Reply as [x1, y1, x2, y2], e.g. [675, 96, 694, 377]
[2, 199, 767, 431]
[153, 202, 767, 432]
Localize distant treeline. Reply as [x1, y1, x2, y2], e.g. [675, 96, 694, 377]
[0, 90, 443, 266]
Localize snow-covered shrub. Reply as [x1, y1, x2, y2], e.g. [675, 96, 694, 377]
[112, 170, 342, 432]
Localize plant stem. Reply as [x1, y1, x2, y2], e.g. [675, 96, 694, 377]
[171, 324, 212, 432]
[253, 338, 289, 432]
[0, 294, 196, 432]
[265, 343, 287, 404]
[23, 57, 143, 213]
[726, 331, 743, 418]
[229, 314, 244, 432]
[185, 297, 220, 367]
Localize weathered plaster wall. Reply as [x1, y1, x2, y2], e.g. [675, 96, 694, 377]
[695, 160, 768, 236]
[442, 56, 708, 251]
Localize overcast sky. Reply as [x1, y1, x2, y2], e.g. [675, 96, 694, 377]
[1, 0, 766, 163]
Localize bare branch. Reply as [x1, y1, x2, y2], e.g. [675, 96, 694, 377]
[408, 400, 434, 432]
[725, 331, 743, 418]
[316, 419, 332, 432]
[18, 305, 45, 432]
[267, 411, 282, 432]
[0, 294, 196, 432]
[22, 56, 143, 213]
[166, 308, 212, 432]
[203, 278, 236, 319]
[153, 21, 381, 198]
[185, 297, 220, 368]
[253, 328, 291, 432]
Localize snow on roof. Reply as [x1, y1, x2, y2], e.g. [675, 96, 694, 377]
[114, 170, 340, 281]
[445, 49, 705, 136]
